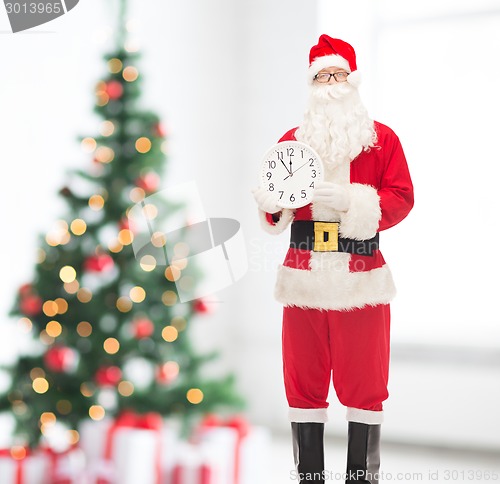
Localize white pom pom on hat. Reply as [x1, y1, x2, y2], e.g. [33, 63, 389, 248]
[308, 34, 362, 87]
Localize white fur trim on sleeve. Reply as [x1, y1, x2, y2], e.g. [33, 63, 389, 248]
[308, 54, 351, 83]
[289, 407, 328, 423]
[339, 183, 381, 240]
[258, 208, 294, 235]
[346, 407, 384, 425]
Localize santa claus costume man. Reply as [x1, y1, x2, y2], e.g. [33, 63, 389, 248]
[253, 35, 414, 483]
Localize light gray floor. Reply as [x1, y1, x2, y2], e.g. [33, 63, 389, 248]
[270, 432, 500, 484]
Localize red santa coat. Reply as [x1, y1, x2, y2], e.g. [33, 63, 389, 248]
[259, 121, 414, 311]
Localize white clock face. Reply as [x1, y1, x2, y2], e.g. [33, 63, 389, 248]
[260, 141, 324, 209]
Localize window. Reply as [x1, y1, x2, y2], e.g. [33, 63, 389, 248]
[319, 0, 500, 348]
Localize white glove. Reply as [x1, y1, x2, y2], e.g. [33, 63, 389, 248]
[251, 186, 281, 214]
[313, 181, 351, 212]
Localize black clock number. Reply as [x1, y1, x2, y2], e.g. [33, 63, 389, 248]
[301, 190, 306, 198]
[277, 151, 284, 161]
[266, 172, 272, 180]
[268, 183, 274, 191]
[309, 158, 315, 166]
[279, 191, 284, 199]
[287, 148, 293, 172]
[309, 181, 315, 188]
[267, 160, 276, 169]
[311, 170, 317, 178]
[301, 149, 304, 158]
[290, 193, 295, 202]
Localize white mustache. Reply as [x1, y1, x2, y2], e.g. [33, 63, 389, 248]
[310, 82, 354, 101]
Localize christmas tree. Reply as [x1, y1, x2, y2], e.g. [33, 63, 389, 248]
[0, 0, 243, 448]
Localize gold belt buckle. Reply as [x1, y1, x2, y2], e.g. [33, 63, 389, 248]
[313, 222, 339, 252]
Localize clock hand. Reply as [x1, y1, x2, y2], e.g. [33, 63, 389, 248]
[280, 159, 292, 174]
[283, 160, 309, 181]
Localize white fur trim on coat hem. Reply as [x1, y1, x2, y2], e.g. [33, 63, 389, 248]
[339, 183, 381, 240]
[258, 208, 294, 235]
[289, 407, 328, 423]
[346, 407, 384, 425]
[274, 263, 396, 311]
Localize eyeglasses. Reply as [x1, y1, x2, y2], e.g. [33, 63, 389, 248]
[313, 71, 349, 83]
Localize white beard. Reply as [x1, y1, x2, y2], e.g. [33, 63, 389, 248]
[295, 82, 377, 171]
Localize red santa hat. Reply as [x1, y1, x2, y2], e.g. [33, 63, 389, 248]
[308, 34, 362, 87]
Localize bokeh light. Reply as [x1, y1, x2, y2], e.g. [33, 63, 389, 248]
[165, 266, 181, 282]
[162, 291, 177, 306]
[100, 120, 115, 137]
[116, 296, 133, 313]
[55, 298, 68, 314]
[123, 66, 139, 82]
[42, 300, 58, 317]
[118, 229, 133, 245]
[161, 326, 178, 343]
[18, 317, 32, 333]
[81, 137, 97, 153]
[129, 187, 146, 203]
[89, 405, 105, 421]
[70, 219, 87, 236]
[103, 337, 120, 354]
[108, 58, 123, 73]
[95, 146, 115, 164]
[186, 388, 204, 404]
[89, 195, 105, 211]
[135, 137, 152, 154]
[118, 381, 134, 397]
[129, 286, 146, 303]
[77, 288, 93, 303]
[77, 321, 93, 337]
[45, 321, 62, 338]
[140, 255, 157, 272]
[33, 378, 49, 394]
[59, 266, 77, 283]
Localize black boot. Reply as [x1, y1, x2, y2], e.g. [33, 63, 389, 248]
[291, 422, 325, 483]
[345, 422, 381, 484]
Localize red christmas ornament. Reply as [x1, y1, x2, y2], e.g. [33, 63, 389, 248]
[119, 216, 138, 235]
[156, 362, 179, 385]
[132, 317, 154, 339]
[153, 122, 166, 138]
[193, 298, 214, 314]
[118, 217, 130, 231]
[95, 366, 122, 387]
[20, 295, 43, 316]
[84, 254, 114, 273]
[135, 172, 160, 193]
[106, 80, 124, 100]
[44, 346, 77, 373]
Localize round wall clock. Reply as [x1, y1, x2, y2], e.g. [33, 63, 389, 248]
[260, 141, 324, 209]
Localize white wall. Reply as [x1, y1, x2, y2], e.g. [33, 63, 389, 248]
[129, 0, 320, 430]
[319, 0, 500, 450]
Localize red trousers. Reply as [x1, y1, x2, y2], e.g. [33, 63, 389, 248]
[282, 304, 390, 422]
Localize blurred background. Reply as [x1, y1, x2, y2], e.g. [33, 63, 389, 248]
[1, 0, 500, 482]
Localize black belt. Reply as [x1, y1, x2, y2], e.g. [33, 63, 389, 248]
[290, 221, 379, 256]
